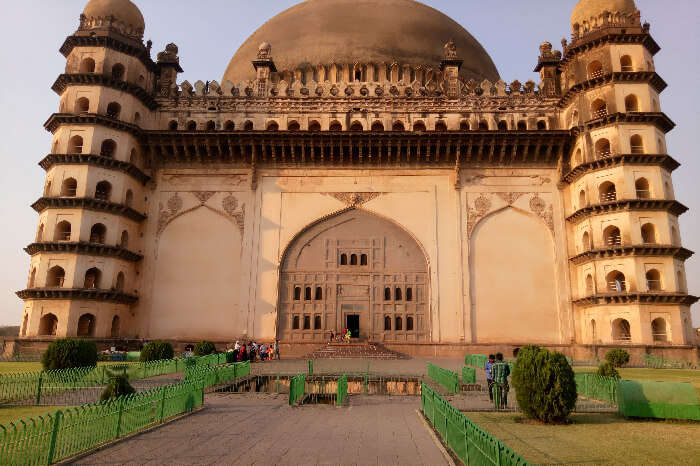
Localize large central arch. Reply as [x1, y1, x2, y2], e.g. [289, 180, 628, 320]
[278, 209, 430, 343]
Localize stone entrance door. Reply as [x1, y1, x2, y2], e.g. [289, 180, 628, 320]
[340, 302, 367, 339]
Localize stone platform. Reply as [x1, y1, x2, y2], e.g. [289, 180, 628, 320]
[304, 342, 408, 359]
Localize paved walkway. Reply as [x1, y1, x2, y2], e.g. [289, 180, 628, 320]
[72, 394, 451, 466]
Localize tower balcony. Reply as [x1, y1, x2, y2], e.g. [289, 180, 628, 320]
[31, 197, 147, 223]
[24, 241, 143, 263]
[16, 288, 138, 305]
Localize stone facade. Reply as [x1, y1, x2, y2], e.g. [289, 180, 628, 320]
[14, 0, 698, 358]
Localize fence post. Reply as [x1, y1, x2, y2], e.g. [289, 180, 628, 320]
[159, 387, 167, 423]
[496, 440, 503, 466]
[36, 371, 44, 405]
[276, 372, 280, 394]
[115, 397, 125, 439]
[308, 360, 313, 375]
[364, 374, 368, 394]
[463, 417, 469, 465]
[45, 410, 63, 465]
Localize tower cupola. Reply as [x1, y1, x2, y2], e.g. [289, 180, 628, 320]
[80, 0, 145, 41]
[571, 0, 639, 37]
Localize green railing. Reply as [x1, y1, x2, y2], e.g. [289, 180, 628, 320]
[574, 373, 619, 405]
[289, 373, 306, 405]
[336, 374, 348, 406]
[428, 363, 459, 394]
[462, 366, 476, 384]
[422, 383, 529, 466]
[184, 361, 250, 388]
[465, 354, 488, 369]
[0, 381, 203, 465]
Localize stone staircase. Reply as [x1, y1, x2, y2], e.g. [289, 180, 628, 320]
[305, 342, 408, 360]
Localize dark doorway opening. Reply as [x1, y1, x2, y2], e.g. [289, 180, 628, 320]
[346, 315, 360, 338]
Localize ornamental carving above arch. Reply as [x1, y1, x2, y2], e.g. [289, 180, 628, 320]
[466, 191, 555, 238]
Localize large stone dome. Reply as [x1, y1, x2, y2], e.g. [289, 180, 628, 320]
[223, 0, 499, 84]
[82, 0, 145, 40]
[571, 0, 637, 28]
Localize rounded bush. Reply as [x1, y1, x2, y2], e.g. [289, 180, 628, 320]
[100, 375, 135, 401]
[139, 341, 174, 362]
[596, 362, 621, 378]
[41, 338, 98, 370]
[512, 345, 578, 424]
[193, 340, 217, 356]
[605, 348, 630, 368]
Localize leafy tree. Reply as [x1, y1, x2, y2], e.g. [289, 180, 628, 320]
[100, 375, 136, 401]
[42, 338, 97, 370]
[596, 362, 621, 378]
[140, 341, 174, 362]
[193, 340, 217, 356]
[605, 348, 630, 368]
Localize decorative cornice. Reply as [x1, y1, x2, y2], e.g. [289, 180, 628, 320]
[573, 293, 698, 307]
[566, 199, 688, 223]
[16, 288, 138, 305]
[39, 154, 150, 185]
[44, 113, 142, 136]
[31, 197, 147, 223]
[24, 242, 143, 263]
[52, 74, 158, 110]
[59, 35, 157, 73]
[581, 112, 675, 134]
[562, 154, 679, 184]
[558, 72, 667, 108]
[563, 31, 660, 61]
[570, 245, 694, 265]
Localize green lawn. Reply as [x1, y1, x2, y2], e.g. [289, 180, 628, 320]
[575, 366, 700, 397]
[467, 411, 700, 465]
[0, 405, 69, 425]
[0, 361, 138, 375]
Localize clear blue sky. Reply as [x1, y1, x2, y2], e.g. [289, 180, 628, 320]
[0, 1, 698, 327]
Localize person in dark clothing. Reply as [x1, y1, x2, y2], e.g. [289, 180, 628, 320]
[493, 352, 511, 409]
[485, 354, 496, 401]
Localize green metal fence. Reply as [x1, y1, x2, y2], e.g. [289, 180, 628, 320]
[184, 361, 250, 388]
[462, 366, 476, 384]
[0, 381, 203, 465]
[617, 380, 700, 421]
[465, 354, 488, 369]
[428, 363, 459, 394]
[336, 374, 348, 406]
[574, 373, 619, 405]
[289, 373, 306, 405]
[421, 383, 528, 465]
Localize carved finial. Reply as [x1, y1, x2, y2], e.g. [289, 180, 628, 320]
[258, 42, 272, 59]
[146, 40, 152, 53]
[444, 39, 458, 59]
[157, 43, 180, 64]
[539, 41, 553, 58]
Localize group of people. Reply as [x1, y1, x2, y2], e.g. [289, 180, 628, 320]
[328, 329, 353, 343]
[484, 353, 510, 409]
[230, 340, 280, 362]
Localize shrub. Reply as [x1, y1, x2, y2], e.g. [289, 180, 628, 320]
[41, 338, 98, 370]
[605, 348, 630, 368]
[140, 341, 174, 362]
[512, 345, 578, 424]
[100, 375, 135, 401]
[193, 340, 217, 356]
[596, 362, 621, 379]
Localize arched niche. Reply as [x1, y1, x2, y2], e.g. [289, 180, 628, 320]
[150, 206, 242, 340]
[470, 206, 560, 343]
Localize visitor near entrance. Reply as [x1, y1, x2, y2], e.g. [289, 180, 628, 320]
[485, 354, 496, 401]
[493, 353, 511, 409]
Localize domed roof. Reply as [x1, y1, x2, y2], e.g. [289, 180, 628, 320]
[82, 0, 145, 39]
[223, 0, 499, 84]
[571, 0, 637, 28]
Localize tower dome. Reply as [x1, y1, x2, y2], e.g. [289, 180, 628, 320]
[82, 0, 145, 40]
[223, 0, 499, 84]
[571, 0, 638, 29]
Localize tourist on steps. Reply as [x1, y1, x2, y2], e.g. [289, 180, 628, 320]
[274, 340, 280, 360]
[485, 354, 495, 401]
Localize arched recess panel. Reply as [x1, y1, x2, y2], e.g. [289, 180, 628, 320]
[470, 207, 559, 343]
[279, 209, 429, 343]
[150, 207, 242, 339]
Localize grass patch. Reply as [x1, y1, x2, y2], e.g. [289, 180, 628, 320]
[0, 405, 69, 425]
[0, 361, 139, 375]
[467, 411, 700, 465]
[574, 366, 700, 397]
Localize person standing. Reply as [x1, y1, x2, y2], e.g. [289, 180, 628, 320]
[485, 354, 495, 401]
[274, 340, 280, 360]
[493, 353, 511, 409]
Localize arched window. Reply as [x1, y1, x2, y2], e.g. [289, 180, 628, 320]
[591, 99, 607, 119]
[124, 189, 134, 207]
[497, 120, 508, 131]
[76, 97, 90, 114]
[100, 139, 116, 158]
[46, 266, 65, 287]
[39, 314, 58, 336]
[392, 121, 405, 131]
[294, 286, 301, 300]
[460, 121, 470, 131]
[478, 120, 489, 130]
[329, 121, 343, 131]
[599, 181, 617, 203]
[68, 135, 84, 154]
[646, 269, 662, 291]
[517, 121, 527, 131]
[243, 121, 254, 131]
[612, 318, 631, 341]
[641, 223, 656, 244]
[55, 221, 71, 241]
[435, 121, 447, 132]
[315, 286, 323, 300]
[582, 231, 592, 251]
[360, 254, 368, 266]
[350, 254, 358, 266]
[651, 318, 667, 342]
[591, 319, 597, 342]
[579, 189, 587, 208]
[110, 315, 120, 338]
[61, 178, 77, 197]
[314, 315, 322, 330]
[223, 120, 235, 131]
[395, 316, 403, 331]
[129, 149, 138, 165]
[79, 57, 95, 73]
[624, 95, 639, 112]
[106, 102, 121, 118]
[630, 135, 644, 154]
[36, 224, 44, 242]
[587, 60, 603, 79]
[266, 121, 279, 131]
[384, 315, 391, 331]
[287, 121, 300, 131]
[111, 64, 125, 81]
[371, 121, 385, 132]
[308, 121, 321, 131]
[606, 270, 627, 292]
[412, 121, 426, 132]
[168, 120, 178, 131]
[603, 225, 622, 246]
[95, 181, 112, 201]
[186, 121, 197, 131]
[29, 268, 37, 288]
[89, 223, 106, 244]
[120, 230, 129, 249]
[304, 286, 311, 301]
[635, 178, 650, 199]
[395, 287, 402, 301]
[406, 287, 413, 301]
[340, 254, 347, 266]
[83, 267, 101, 289]
[384, 287, 391, 301]
[406, 316, 414, 331]
[77, 313, 95, 337]
[350, 121, 364, 131]
[537, 120, 547, 130]
[303, 315, 311, 330]
[585, 274, 594, 295]
[620, 55, 633, 72]
[594, 138, 612, 158]
[292, 316, 300, 329]
[115, 272, 125, 292]
[205, 121, 216, 131]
